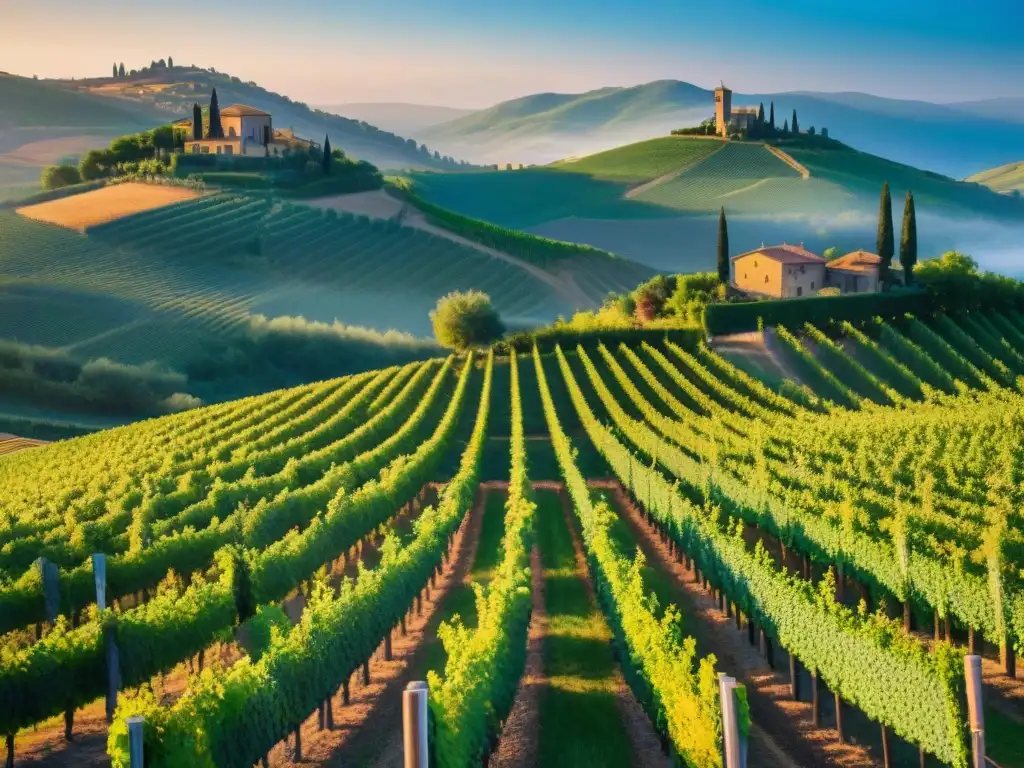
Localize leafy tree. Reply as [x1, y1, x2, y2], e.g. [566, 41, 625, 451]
[821, 127, 829, 138]
[79, 149, 113, 180]
[899, 190, 917, 284]
[118, 63, 125, 77]
[157, 58, 166, 68]
[757, 102, 765, 124]
[168, 56, 174, 68]
[505, 163, 513, 170]
[434, 150, 441, 160]
[791, 109, 799, 134]
[807, 126, 816, 136]
[717, 206, 729, 284]
[208, 88, 223, 139]
[322, 135, 332, 174]
[769, 101, 775, 129]
[192, 103, 202, 141]
[430, 291, 504, 351]
[877, 181, 895, 283]
[41, 164, 81, 190]
[822, 246, 839, 261]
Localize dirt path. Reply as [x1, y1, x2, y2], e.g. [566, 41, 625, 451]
[556, 489, 672, 768]
[266, 486, 486, 767]
[764, 144, 811, 179]
[490, 545, 546, 768]
[603, 483, 876, 768]
[306, 190, 596, 310]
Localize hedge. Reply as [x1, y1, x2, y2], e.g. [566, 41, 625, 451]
[495, 325, 702, 354]
[703, 289, 931, 335]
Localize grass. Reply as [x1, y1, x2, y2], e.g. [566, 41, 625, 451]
[536, 489, 635, 768]
[985, 707, 1024, 768]
[415, 491, 508, 677]
[968, 160, 1024, 194]
[550, 137, 724, 184]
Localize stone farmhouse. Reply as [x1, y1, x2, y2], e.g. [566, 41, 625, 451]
[175, 104, 317, 157]
[731, 244, 883, 298]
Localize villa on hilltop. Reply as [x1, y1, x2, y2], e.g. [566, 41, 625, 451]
[175, 104, 317, 156]
[715, 83, 758, 137]
[732, 244, 883, 298]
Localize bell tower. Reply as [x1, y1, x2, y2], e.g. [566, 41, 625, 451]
[714, 82, 732, 137]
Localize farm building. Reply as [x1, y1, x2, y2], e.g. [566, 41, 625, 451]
[177, 104, 317, 156]
[731, 243, 825, 298]
[824, 250, 883, 293]
[732, 244, 884, 298]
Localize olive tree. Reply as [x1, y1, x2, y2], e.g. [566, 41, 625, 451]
[430, 290, 504, 351]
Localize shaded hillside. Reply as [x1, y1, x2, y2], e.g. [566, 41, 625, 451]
[421, 80, 1024, 178]
[314, 102, 475, 137]
[968, 161, 1024, 194]
[50, 66, 472, 171]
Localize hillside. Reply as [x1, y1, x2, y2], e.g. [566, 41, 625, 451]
[408, 135, 1024, 271]
[420, 79, 1024, 178]
[3, 318, 1024, 768]
[57, 67, 470, 172]
[314, 102, 475, 137]
[968, 160, 1024, 194]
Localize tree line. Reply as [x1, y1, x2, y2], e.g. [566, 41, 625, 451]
[110, 57, 174, 79]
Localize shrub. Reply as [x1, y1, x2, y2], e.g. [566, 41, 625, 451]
[430, 291, 504, 351]
[40, 164, 81, 191]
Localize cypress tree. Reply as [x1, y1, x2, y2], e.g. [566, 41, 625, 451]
[717, 207, 730, 285]
[877, 181, 895, 283]
[792, 109, 799, 134]
[769, 101, 775, 129]
[782, 118, 789, 134]
[208, 88, 222, 139]
[192, 103, 202, 141]
[322, 135, 332, 174]
[899, 190, 917, 285]
[118, 63, 125, 78]
[757, 102, 765, 124]
[168, 56, 174, 68]
[112, 63, 118, 78]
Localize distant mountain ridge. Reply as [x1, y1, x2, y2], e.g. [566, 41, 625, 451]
[420, 80, 1024, 179]
[315, 102, 475, 138]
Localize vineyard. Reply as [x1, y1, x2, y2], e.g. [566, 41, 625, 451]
[1, 192, 635, 369]
[2, 309, 1024, 768]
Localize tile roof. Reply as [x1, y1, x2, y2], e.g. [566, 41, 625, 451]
[220, 104, 271, 117]
[731, 243, 824, 265]
[826, 250, 881, 273]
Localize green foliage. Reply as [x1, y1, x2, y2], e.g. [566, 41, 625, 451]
[430, 351, 535, 766]
[899, 191, 918, 284]
[551, 136, 722, 183]
[536, 345, 729, 767]
[877, 181, 895, 281]
[40, 163, 81, 190]
[431, 291, 505, 351]
[244, 605, 291, 662]
[703, 290, 931, 335]
[717, 207, 729, 284]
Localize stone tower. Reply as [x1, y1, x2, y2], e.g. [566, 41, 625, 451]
[714, 82, 732, 137]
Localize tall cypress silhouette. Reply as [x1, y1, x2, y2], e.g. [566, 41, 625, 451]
[118, 63, 125, 78]
[877, 181, 895, 283]
[112, 63, 118, 78]
[792, 109, 799, 134]
[192, 103, 203, 141]
[899, 190, 917, 285]
[769, 101, 775, 129]
[208, 88, 223, 139]
[717, 207, 730, 285]
[322, 135, 332, 174]
[757, 102, 765, 124]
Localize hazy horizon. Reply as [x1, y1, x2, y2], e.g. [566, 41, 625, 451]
[3, 0, 1021, 109]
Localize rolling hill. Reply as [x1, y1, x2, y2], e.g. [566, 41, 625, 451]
[314, 102, 476, 137]
[968, 161, 1024, 194]
[0, 67, 474, 201]
[419, 80, 1024, 178]
[408, 135, 1024, 272]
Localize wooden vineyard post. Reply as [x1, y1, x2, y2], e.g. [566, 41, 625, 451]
[127, 716, 144, 768]
[965, 654, 985, 768]
[789, 654, 800, 700]
[94, 553, 120, 723]
[403, 681, 429, 768]
[718, 674, 747, 768]
[1000, 634, 1016, 678]
[834, 691, 844, 743]
[811, 671, 820, 727]
[881, 724, 892, 768]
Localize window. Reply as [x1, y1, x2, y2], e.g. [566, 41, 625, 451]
[811, 282, 815, 290]
[799, 265, 806, 274]
[754, 260, 758, 268]
[190, 144, 199, 154]
[201, 145, 210, 154]
[764, 275, 769, 284]
[743, 273, 747, 280]
[228, 126, 237, 137]
[797, 286, 803, 297]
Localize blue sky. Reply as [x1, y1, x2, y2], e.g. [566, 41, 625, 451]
[3, 0, 1022, 107]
